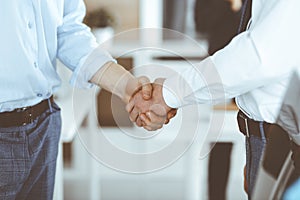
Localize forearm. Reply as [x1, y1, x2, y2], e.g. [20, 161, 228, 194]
[163, 31, 268, 108]
[90, 61, 138, 103]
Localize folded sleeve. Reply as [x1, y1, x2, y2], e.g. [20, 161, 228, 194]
[56, 0, 115, 88]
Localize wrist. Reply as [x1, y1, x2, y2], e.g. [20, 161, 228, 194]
[91, 62, 136, 103]
[123, 76, 140, 103]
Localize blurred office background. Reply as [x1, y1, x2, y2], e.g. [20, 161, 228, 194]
[54, 0, 247, 199]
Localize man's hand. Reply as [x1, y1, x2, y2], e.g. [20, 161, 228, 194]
[126, 78, 177, 131]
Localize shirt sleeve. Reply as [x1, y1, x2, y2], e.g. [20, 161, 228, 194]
[57, 0, 115, 88]
[163, 0, 300, 108]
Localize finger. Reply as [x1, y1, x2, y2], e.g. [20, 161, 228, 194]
[136, 117, 143, 127]
[144, 126, 157, 131]
[165, 109, 176, 124]
[164, 118, 170, 125]
[144, 123, 163, 131]
[139, 113, 151, 125]
[167, 109, 177, 120]
[140, 113, 161, 130]
[138, 76, 152, 100]
[129, 107, 139, 122]
[146, 111, 166, 125]
[126, 99, 135, 113]
[140, 112, 164, 131]
[153, 78, 165, 86]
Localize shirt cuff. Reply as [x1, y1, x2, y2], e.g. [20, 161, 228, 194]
[70, 47, 116, 88]
[162, 84, 181, 108]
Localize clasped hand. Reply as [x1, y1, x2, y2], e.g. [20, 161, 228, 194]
[127, 78, 177, 131]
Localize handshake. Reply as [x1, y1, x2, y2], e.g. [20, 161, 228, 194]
[125, 76, 177, 131]
[90, 61, 177, 130]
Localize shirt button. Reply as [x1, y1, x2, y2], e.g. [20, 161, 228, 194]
[37, 93, 43, 97]
[34, 62, 38, 68]
[28, 22, 33, 29]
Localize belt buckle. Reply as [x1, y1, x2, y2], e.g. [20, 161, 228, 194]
[244, 117, 250, 137]
[239, 112, 250, 137]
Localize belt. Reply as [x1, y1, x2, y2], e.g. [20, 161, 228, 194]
[0, 96, 54, 128]
[237, 110, 272, 138]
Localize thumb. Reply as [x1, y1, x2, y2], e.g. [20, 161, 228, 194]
[138, 76, 152, 100]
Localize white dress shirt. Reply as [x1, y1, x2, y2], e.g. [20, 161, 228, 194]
[0, 0, 114, 112]
[163, 0, 300, 123]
